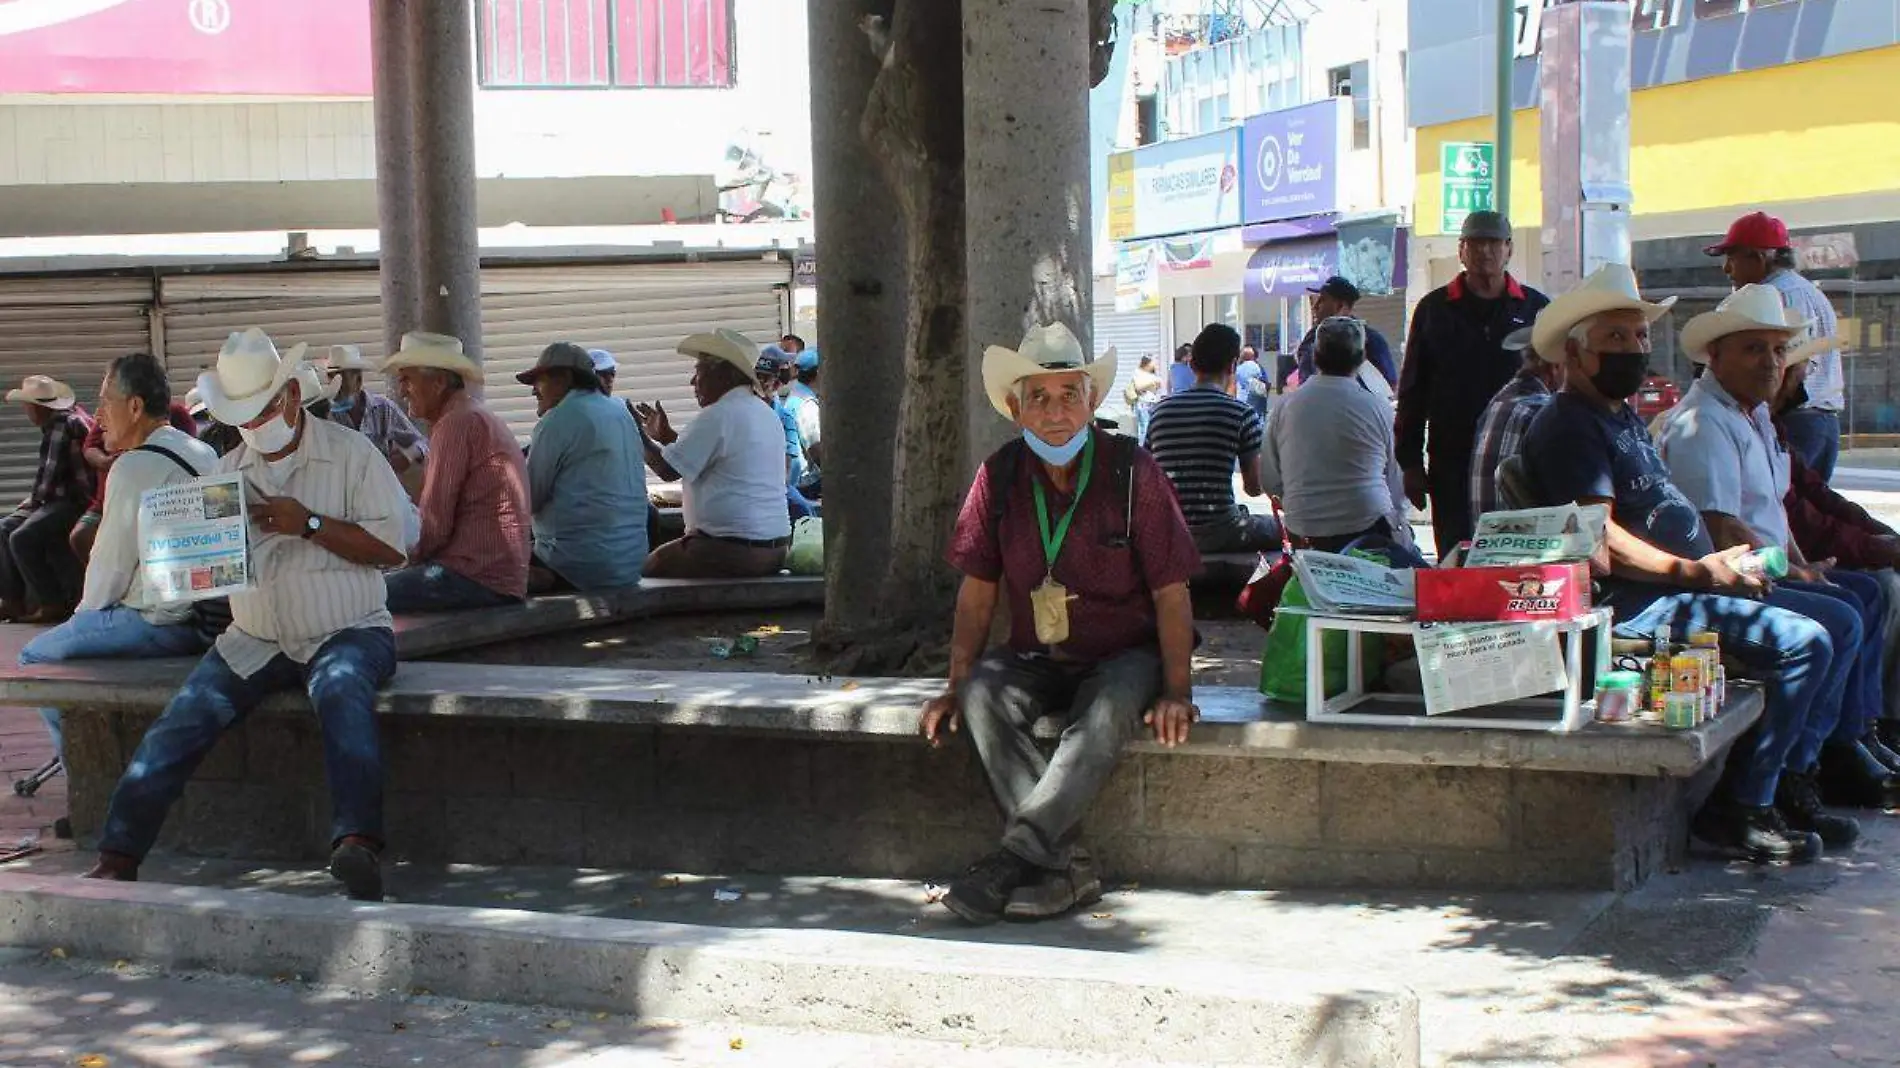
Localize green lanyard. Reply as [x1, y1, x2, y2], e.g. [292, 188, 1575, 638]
[1032, 433, 1095, 573]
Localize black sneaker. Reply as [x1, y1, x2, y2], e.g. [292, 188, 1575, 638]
[1776, 768, 1861, 849]
[1692, 801, 1822, 865]
[329, 837, 384, 902]
[1004, 848, 1104, 922]
[1878, 720, 1900, 754]
[1862, 732, 1900, 777]
[943, 849, 1036, 926]
[1818, 741, 1900, 811]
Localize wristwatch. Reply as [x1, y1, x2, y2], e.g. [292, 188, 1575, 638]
[302, 514, 324, 540]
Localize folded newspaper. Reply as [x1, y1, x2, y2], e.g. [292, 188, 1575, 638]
[1290, 550, 1416, 616]
[1464, 504, 1608, 568]
[139, 473, 251, 603]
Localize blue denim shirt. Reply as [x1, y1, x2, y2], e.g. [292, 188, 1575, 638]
[527, 390, 649, 590]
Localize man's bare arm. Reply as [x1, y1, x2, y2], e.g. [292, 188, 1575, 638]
[921, 577, 1000, 746]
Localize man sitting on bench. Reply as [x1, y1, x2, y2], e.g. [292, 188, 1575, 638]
[19, 352, 218, 764]
[921, 323, 1200, 925]
[519, 342, 649, 592]
[84, 327, 409, 901]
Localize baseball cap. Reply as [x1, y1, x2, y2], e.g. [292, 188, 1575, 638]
[1459, 211, 1513, 241]
[1704, 211, 1792, 256]
[1307, 275, 1361, 305]
[796, 349, 821, 372]
[516, 341, 595, 385]
[588, 348, 617, 374]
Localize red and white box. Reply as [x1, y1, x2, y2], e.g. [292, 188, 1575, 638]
[1414, 562, 1593, 624]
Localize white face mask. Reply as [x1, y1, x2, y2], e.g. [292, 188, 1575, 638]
[238, 409, 297, 454]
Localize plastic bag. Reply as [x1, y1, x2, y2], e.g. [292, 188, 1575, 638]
[785, 516, 824, 575]
[1259, 538, 1426, 704]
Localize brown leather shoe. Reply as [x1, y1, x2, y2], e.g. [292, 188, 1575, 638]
[82, 851, 139, 882]
[0, 600, 27, 623]
[329, 835, 383, 902]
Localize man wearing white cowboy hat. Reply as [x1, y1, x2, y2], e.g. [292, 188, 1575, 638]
[321, 343, 427, 476]
[380, 331, 530, 612]
[920, 322, 1201, 925]
[635, 329, 792, 579]
[1663, 285, 1899, 817]
[0, 374, 97, 623]
[84, 327, 411, 901]
[1520, 266, 1854, 865]
[517, 341, 647, 592]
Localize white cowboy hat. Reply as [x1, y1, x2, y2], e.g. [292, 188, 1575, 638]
[196, 328, 308, 426]
[292, 361, 340, 409]
[676, 329, 759, 378]
[379, 331, 486, 385]
[319, 343, 372, 373]
[6, 375, 76, 411]
[981, 322, 1118, 419]
[184, 387, 206, 416]
[1530, 264, 1676, 364]
[1679, 283, 1814, 365]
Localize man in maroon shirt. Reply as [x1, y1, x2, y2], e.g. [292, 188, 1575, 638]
[921, 323, 1202, 925]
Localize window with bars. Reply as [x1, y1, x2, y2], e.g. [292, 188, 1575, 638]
[477, 0, 735, 89]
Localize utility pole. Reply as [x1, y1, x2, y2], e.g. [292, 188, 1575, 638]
[1494, 0, 1514, 219]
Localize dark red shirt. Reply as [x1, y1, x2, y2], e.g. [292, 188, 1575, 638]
[1781, 449, 1896, 569]
[946, 432, 1200, 663]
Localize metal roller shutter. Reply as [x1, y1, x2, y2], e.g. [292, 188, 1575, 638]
[1356, 294, 1407, 364]
[1090, 279, 1166, 429]
[0, 275, 155, 504]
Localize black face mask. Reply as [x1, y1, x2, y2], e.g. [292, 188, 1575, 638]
[1588, 351, 1650, 401]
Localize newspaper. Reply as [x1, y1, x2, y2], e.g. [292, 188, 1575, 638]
[1413, 622, 1568, 715]
[1465, 504, 1608, 567]
[1291, 551, 1415, 616]
[139, 473, 251, 604]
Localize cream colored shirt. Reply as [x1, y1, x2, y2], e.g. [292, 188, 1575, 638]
[78, 426, 219, 625]
[215, 416, 408, 677]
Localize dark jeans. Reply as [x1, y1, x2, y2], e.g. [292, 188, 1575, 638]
[1292, 517, 1395, 554]
[99, 627, 397, 860]
[1426, 456, 1473, 561]
[1781, 408, 1841, 482]
[1190, 509, 1281, 555]
[0, 500, 84, 608]
[960, 647, 1161, 870]
[1799, 572, 1886, 742]
[384, 562, 520, 613]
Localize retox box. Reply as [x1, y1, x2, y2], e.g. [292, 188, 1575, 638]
[1414, 561, 1592, 623]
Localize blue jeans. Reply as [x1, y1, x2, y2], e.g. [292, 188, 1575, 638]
[99, 627, 397, 861]
[1603, 581, 1851, 807]
[1800, 571, 1886, 742]
[384, 562, 519, 613]
[20, 606, 207, 760]
[1781, 408, 1841, 482]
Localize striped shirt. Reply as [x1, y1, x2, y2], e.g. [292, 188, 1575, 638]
[330, 391, 429, 462]
[1468, 374, 1553, 521]
[1766, 267, 1843, 412]
[1145, 383, 1264, 527]
[415, 391, 531, 598]
[216, 416, 410, 678]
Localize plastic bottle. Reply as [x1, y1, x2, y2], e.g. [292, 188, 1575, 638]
[1734, 545, 1790, 580]
[1646, 627, 1673, 723]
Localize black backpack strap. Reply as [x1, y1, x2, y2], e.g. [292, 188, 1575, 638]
[136, 444, 201, 478]
[984, 437, 1027, 531]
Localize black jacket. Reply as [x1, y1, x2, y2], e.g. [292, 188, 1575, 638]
[1395, 272, 1549, 471]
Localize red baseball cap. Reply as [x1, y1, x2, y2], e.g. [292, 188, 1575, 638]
[1704, 211, 1791, 256]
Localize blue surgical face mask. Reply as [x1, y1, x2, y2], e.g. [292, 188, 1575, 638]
[330, 394, 355, 415]
[1023, 427, 1088, 466]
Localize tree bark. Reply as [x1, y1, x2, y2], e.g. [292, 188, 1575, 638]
[807, 0, 907, 648]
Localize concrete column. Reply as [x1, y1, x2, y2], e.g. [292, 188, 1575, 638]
[369, 0, 422, 359]
[1538, 1, 1634, 293]
[408, 0, 485, 362]
[806, 0, 907, 632]
[961, 0, 1094, 467]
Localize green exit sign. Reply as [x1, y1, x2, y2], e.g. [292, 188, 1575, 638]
[1440, 141, 1496, 234]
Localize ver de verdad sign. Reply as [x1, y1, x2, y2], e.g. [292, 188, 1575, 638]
[1241, 98, 1343, 224]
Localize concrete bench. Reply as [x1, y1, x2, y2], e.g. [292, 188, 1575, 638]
[5, 658, 1759, 893]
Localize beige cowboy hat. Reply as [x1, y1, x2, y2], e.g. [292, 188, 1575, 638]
[1679, 283, 1827, 365]
[197, 328, 308, 426]
[292, 361, 341, 409]
[318, 343, 373, 373]
[981, 322, 1118, 419]
[379, 331, 485, 385]
[184, 387, 206, 416]
[6, 375, 76, 411]
[676, 328, 759, 378]
[1530, 264, 1676, 363]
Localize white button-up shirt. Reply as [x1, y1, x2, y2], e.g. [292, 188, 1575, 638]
[1766, 267, 1843, 413]
[1657, 374, 1792, 549]
[215, 416, 409, 677]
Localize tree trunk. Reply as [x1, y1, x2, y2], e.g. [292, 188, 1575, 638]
[806, 0, 908, 648]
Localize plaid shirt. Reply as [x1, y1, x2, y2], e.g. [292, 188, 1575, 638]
[331, 391, 428, 461]
[27, 406, 96, 510]
[1468, 374, 1552, 521]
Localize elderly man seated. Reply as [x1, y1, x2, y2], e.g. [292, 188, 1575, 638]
[1, 375, 97, 623]
[1521, 266, 1856, 864]
[323, 344, 427, 478]
[1262, 317, 1407, 552]
[635, 330, 792, 578]
[20, 352, 218, 763]
[84, 327, 409, 900]
[755, 349, 817, 519]
[921, 323, 1201, 925]
[1660, 286, 1898, 814]
[1469, 325, 1560, 520]
[520, 342, 648, 592]
[380, 332, 531, 611]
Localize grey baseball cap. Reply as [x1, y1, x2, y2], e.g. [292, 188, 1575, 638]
[516, 341, 596, 385]
[1460, 211, 1513, 241]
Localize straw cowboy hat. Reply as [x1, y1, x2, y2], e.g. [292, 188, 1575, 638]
[318, 344, 373, 373]
[981, 322, 1118, 419]
[676, 329, 759, 377]
[5, 375, 76, 411]
[1530, 264, 1676, 363]
[379, 331, 485, 385]
[292, 361, 340, 408]
[1679, 283, 1833, 365]
[197, 328, 308, 426]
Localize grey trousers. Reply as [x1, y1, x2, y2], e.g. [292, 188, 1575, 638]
[1871, 569, 1900, 724]
[960, 646, 1161, 870]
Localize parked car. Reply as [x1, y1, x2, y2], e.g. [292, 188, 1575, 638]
[1633, 375, 1682, 423]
